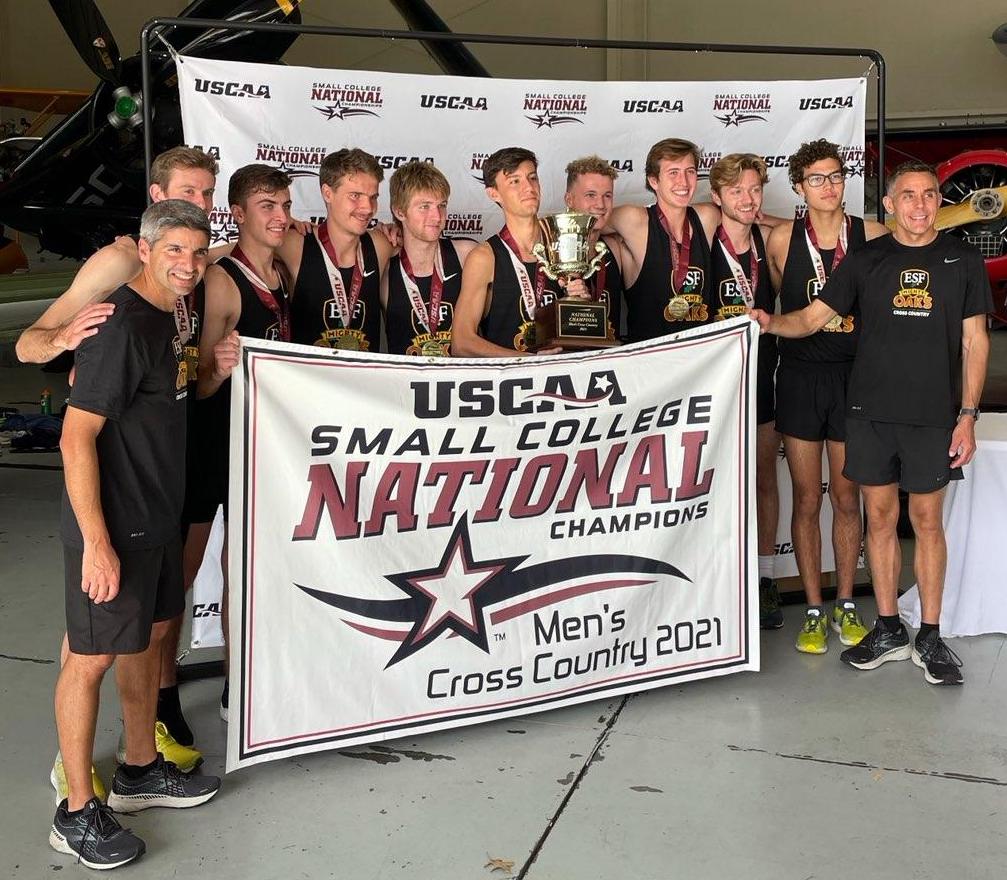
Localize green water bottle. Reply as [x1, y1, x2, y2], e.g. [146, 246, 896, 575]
[40, 388, 52, 415]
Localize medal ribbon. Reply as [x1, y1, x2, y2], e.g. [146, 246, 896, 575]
[804, 213, 850, 288]
[224, 247, 290, 342]
[399, 243, 446, 334]
[498, 225, 546, 318]
[655, 206, 692, 294]
[316, 224, 364, 329]
[173, 295, 191, 344]
[591, 240, 609, 303]
[716, 226, 758, 308]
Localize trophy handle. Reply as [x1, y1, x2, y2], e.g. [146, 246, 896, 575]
[580, 240, 609, 282]
[532, 242, 560, 280]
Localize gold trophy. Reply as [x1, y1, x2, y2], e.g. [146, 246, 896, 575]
[530, 212, 618, 351]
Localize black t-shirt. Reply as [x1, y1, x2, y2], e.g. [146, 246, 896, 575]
[819, 233, 993, 427]
[61, 285, 187, 549]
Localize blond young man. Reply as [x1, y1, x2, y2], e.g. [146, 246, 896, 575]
[564, 155, 624, 341]
[381, 161, 476, 356]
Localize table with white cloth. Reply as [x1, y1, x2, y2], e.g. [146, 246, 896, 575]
[899, 413, 1007, 635]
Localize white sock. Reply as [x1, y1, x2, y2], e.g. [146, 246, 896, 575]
[758, 555, 774, 581]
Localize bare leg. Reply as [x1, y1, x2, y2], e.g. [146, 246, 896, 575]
[158, 521, 212, 689]
[861, 484, 901, 616]
[55, 651, 114, 811]
[783, 435, 826, 605]
[908, 490, 947, 625]
[756, 423, 782, 557]
[825, 440, 863, 602]
[115, 621, 170, 767]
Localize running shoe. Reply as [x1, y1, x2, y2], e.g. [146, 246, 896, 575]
[840, 621, 911, 670]
[50, 753, 107, 805]
[115, 722, 202, 774]
[832, 601, 869, 646]
[50, 797, 145, 870]
[759, 577, 784, 629]
[795, 609, 828, 654]
[107, 754, 220, 813]
[912, 630, 964, 686]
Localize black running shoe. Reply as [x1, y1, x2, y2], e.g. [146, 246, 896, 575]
[840, 621, 911, 669]
[759, 577, 784, 630]
[50, 797, 145, 870]
[912, 630, 964, 686]
[107, 755, 220, 813]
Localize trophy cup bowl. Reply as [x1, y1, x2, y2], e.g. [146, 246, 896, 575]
[530, 212, 617, 351]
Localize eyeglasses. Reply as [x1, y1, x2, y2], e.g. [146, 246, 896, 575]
[802, 171, 846, 187]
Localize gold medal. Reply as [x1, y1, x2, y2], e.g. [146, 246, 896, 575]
[664, 296, 690, 322]
[514, 321, 535, 352]
[421, 339, 447, 358]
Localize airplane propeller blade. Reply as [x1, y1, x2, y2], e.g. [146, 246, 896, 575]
[389, 0, 489, 77]
[48, 0, 122, 84]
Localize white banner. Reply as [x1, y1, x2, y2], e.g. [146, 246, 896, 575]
[176, 56, 866, 243]
[225, 318, 759, 771]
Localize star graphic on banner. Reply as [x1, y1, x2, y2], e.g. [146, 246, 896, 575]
[383, 517, 524, 664]
[591, 374, 613, 395]
[525, 109, 583, 129]
[315, 103, 380, 121]
[714, 109, 766, 127]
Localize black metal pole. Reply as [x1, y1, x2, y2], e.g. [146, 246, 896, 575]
[140, 17, 886, 214]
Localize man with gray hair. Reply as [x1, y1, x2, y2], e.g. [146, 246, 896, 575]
[51, 200, 220, 870]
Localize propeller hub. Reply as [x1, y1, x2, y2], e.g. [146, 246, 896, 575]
[108, 85, 143, 130]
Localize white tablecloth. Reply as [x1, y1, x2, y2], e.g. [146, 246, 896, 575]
[899, 414, 1007, 635]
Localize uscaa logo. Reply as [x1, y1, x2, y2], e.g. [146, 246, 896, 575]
[311, 81, 383, 120]
[194, 79, 270, 99]
[471, 152, 489, 183]
[189, 143, 221, 160]
[208, 206, 237, 244]
[255, 143, 325, 179]
[622, 98, 684, 114]
[374, 154, 435, 171]
[523, 91, 587, 128]
[798, 95, 854, 110]
[445, 213, 484, 237]
[420, 94, 488, 111]
[713, 92, 771, 126]
[610, 158, 634, 173]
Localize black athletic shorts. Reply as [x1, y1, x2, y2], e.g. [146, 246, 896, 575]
[843, 419, 963, 494]
[756, 337, 778, 426]
[775, 359, 852, 442]
[64, 536, 184, 655]
[181, 400, 218, 528]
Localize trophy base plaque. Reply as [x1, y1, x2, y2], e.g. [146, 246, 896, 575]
[530, 299, 619, 351]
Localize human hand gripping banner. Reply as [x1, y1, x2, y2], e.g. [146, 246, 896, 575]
[226, 318, 759, 771]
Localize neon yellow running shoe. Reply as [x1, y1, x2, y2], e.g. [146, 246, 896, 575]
[50, 753, 107, 804]
[115, 722, 203, 774]
[832, 602, 869, 646]
[795, 609, 828, 654]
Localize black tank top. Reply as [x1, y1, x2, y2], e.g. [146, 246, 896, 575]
[386, 239, 463, 356]
[778, 215, 866, 364]
[291, 230, 381, 351]
[480, 234, 563, 351]
[625, 205, 713, 342]
[711, 225, 774, 319]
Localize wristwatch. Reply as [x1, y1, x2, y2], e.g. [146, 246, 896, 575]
[958, 406, 980, 421]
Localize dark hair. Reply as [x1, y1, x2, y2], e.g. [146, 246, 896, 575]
[227, 164, 292, 209]
[787, 139, 845, 187]
[885, 160, 938, 196]
[482, 147, 537, 188]
[139, 199, 211, 245]
[319, 148, 383, 189]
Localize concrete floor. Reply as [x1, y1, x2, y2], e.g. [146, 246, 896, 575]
[2, 357, 1006, 880]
